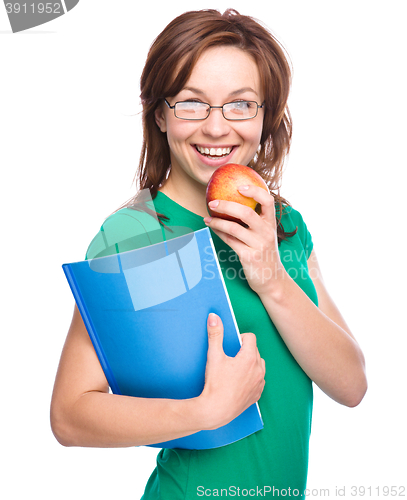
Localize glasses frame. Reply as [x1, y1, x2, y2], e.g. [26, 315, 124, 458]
[163, 98, 265, 121]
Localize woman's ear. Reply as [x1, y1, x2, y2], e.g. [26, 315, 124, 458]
[155, 105, 167, 133]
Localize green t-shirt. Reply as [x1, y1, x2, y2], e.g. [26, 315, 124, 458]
[86, 191, 318, 499]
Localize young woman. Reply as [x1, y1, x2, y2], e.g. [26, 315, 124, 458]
[51, 9, 367, 498]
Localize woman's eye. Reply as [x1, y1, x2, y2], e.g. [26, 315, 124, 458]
[177, 101, 203, 109]
[234, 101, 250, 108]
[235, 101, 252, 110]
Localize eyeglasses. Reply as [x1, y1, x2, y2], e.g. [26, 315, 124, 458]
[163, 98, 264, 121]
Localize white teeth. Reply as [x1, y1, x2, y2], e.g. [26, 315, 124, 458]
[196, 146, 232, 157]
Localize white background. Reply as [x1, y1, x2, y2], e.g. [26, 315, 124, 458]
[1, 1, 406, 499]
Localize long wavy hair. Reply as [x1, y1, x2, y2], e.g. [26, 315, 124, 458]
[124, 9, 297, 242]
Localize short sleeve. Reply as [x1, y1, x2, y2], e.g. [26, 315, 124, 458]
[282, 206, 314, 260]
[85, 208, 165, 260]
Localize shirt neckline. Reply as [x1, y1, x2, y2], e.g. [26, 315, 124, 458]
[155, 191, 207, 224]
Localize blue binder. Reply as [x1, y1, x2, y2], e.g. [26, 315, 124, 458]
[62, 227, 263, 449]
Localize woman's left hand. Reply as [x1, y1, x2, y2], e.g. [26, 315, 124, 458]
[205, 186, 368, 407]
[204, 185, 286, 295]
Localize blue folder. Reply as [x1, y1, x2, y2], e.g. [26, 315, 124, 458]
[62, 227, 263, 449]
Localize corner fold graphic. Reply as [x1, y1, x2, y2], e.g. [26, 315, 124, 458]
[64, 0, 80, 11]
[3, 0, 80, 33]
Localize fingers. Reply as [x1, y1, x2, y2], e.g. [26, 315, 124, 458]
[202, 317, 266, 427]
[207, 315, 265, 381]
[207, 313, 224, 354]
[206, 200, 259, 232]
[239, 331, 257, 350]
[206, 217, 253, 249]
[238, 185, 274, 220]
[206, 185, 276, 228]
[239, 332, 266, 374]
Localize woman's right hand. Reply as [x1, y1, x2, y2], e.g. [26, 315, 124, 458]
[51, 307, 265, 447]
[198, 313, 266, 430]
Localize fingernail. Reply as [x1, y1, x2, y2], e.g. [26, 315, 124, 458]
[208, 313, 218, 326]
[203, 217, 212, 224]
[208, 200, 219, 208]
[238, 185, 249, 191]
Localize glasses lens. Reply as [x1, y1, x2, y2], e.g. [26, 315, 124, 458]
[224, 101, 258, 120]
[175, 101, 209, 120]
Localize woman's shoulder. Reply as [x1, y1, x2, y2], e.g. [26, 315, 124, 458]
[85, 207, 163, 260]
[279, 203, 314, 258]
[280, 204, 308, 230]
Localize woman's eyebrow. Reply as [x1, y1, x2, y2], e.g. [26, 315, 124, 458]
[182, 86, 205, 95]
[229, 87, 259, 97]
[182, 86, 258, 97]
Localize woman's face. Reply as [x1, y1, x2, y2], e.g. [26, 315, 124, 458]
[155, 46, 264, 193]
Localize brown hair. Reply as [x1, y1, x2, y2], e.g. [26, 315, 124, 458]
[126, 9, 297, 242]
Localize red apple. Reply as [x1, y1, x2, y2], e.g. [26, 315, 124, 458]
[206, 164, 269, 225]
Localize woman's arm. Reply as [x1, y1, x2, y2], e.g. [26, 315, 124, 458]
[50, 307, 265, 447]
[257, 249, 367, 407]
[205, 186, 367, 408]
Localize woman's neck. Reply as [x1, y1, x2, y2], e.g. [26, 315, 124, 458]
[158, 174, 210, 218]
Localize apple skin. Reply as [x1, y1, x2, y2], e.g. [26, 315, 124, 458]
[206, 164, 269, 225]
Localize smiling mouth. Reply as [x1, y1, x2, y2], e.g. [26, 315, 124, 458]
[195, 145, 233, 158]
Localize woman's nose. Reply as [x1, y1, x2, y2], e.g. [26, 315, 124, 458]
[201, 108, 231, 138]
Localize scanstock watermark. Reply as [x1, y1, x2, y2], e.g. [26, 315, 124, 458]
[3, 0, 80, 32]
